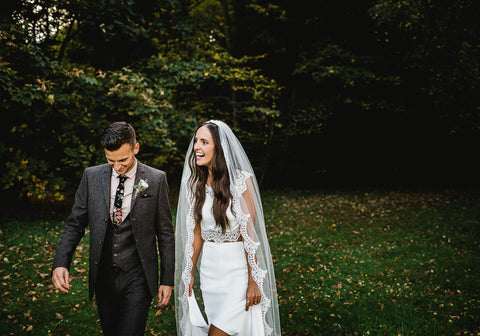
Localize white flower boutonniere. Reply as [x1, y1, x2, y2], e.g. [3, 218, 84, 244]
[133, 179, 149, 199]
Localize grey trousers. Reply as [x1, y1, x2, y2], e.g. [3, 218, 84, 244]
[95, 263, 152, 336]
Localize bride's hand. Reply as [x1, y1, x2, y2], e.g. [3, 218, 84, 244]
[245, 278, 261, 311]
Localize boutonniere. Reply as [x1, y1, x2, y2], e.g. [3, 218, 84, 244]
[133, 179, 149, 199]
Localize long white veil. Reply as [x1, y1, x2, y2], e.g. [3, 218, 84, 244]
[174, 120, 281, 335]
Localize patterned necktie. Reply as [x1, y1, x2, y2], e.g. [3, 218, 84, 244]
[112, 175, 127, 227]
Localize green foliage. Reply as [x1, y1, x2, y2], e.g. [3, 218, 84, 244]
[62, 0, 195, 68]
[140, 46, 282, 176]
[369, 0, 480, 132]
[0, 1, 281, 201]
[1, 0, 479, 199]
[0, 25, 192, 200]
[288, 42, 405, 137]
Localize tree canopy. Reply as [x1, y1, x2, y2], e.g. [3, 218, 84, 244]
[1, 0, 479, 202]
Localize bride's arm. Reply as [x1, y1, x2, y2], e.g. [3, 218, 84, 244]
[189, 221, 204, 296]
[242, 178, 262, 310]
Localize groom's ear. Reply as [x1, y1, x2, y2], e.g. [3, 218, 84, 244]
[133, 143, 140, 155]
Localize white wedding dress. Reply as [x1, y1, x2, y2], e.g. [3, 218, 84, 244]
[186, 185, 264, 335]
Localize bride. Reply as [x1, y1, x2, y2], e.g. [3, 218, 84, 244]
[175, 120, 281, 335]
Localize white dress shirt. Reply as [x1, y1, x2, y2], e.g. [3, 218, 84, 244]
[110, 159, 137, 222]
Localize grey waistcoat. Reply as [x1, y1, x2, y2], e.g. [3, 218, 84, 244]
[101, 215, 141, 271]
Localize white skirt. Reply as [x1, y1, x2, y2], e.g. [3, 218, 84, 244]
[190, 241, 264, 335]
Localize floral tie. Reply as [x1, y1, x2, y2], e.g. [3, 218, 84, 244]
[112, 175, 127, 228]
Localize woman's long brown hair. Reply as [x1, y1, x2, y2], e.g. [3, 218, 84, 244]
[188, 122, 233, 233]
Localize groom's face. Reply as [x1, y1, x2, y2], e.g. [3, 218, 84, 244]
[105, 142, 140, 175]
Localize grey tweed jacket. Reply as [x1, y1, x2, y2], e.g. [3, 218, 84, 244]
[52, 161, 175, 299]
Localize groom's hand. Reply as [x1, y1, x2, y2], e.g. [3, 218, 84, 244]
[52, 267, 70, 293]
[157, 285, 173, 307]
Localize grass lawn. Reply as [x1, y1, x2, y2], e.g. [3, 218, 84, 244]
[1, 189, 479, 335]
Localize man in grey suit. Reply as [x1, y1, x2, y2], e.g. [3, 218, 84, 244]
[52, 121, 175, 336]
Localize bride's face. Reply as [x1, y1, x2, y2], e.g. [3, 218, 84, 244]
[193, 126, 215, 169]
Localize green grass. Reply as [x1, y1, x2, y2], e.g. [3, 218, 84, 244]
[1, 189, 479, 335]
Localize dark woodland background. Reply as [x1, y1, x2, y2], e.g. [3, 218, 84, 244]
[1, 0, 479, 217]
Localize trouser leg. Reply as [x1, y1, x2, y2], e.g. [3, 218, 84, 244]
[95, 264, 152, 336]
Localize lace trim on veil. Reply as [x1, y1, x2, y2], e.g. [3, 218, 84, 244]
[179, 188, 196, 331]
[180, 170, 273, 335]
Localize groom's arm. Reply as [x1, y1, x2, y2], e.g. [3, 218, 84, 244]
[52, 169, 89, 273]
[155, 171, 175, 286]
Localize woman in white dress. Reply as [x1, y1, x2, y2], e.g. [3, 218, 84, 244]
[175, 120, 281, 336]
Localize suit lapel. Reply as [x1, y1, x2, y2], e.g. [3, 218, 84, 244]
[131, 161, 147, 211]
[101, 165, 112, 214]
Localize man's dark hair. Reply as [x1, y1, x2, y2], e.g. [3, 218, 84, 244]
[100, 122, 136, 151]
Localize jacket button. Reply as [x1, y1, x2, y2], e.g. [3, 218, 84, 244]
[98, 240, 102, 245]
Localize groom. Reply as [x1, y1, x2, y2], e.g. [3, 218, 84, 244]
[52, 121, 175, 336]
